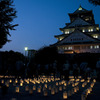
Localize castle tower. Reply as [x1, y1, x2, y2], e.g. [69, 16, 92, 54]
[54, 6, 100, 54]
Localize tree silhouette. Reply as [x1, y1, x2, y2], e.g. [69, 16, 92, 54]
[88, 0, 100, 5]
[0, 0, 18, 48]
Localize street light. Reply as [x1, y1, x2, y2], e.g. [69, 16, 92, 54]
[24, 47, 28, 57]
[24, 47, 28, 78]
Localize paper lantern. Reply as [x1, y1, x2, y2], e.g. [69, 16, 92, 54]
[63, 91, 67, 99]
[87, 88, 91, 94]
[49, 86, 51, 90]
[1, 80, 4, 84]
[43, 90, 48, 96]
[33, 85, 36, 90]
[15, 86, 19, 93]
[56, 82, 58, 86]
[44, 84, 47, 88]
[74, 87, 77, 93]
[20, 83, 23, 86]
[9, 79, 12, 83]
[82, 83, 85, 87]
[93, 79, 96, 83]
[29, 89, 33, 94]
[72, 83, 75, 87]
[37, 86, 41, 93]
[15, 79, 18, 83]
[25, 85, 29, 91]
[51, 88, 55, 95]
[59, 86, 62, 91]
[64, 83, 67, 86]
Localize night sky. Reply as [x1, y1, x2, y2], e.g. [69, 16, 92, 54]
[1, 0, 100, 54]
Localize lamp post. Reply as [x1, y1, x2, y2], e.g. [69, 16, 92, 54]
[24, 47, 28, 57]
[24, 47, 28, 78]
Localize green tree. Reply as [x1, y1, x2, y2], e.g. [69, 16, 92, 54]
[88, 0, 100, 5]
[0, 0, 18, 48]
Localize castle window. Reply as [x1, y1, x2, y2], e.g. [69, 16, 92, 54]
[94, 45, 99, 49]
[88, 29, 91, 32]
[65, 31, 69, 34]
[78, 7, 82, 10]
[65, 47, 67, 50]
[68, 46, 72, 50]
[85, 18, 89, 21]
[88, 28, 93, 32]
[96, 27, 99, 31]
[82, 29, 85, 32]
[93, 35, 98, 38]
[90, 46, 93, 49]
[91, 29, 93, 32]
[59, 38, 63, 41]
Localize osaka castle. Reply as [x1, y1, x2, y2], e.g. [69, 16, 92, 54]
[53, 6, 100, 54]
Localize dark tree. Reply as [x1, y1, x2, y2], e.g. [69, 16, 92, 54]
[88, 0, 100, 5]
[0, 0, 18, 48]
[35, 46, 58, 64]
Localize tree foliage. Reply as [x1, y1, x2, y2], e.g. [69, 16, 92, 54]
[0, 0, 18, 48]
[35, 46, 58, 64]
[88, 0, 100, 5]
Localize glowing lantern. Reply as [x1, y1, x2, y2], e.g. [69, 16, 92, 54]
[63, 91, 67, 99]
[59, 86, 62, 91]
[9, 79, 12, 83]
[44, 84, 47, 88]
[74, 87, 77, 93]
[15, 79, 18, 83]
[29, 89, 33, 94]
[49, 86, 51, 90]
[43, 90, 48, 96]
[72, 83, 75, 87]
[15, 86, 19, 93]
[64, 83, 67, 86]
[87, 79, 90, 83]
[51, 88, 55, 95]
[90, 83, 94, 88]
[1, 80, 4, 84]
[82, 83, 85, 87]
[6, 83, 9, 87]
[33, 85, 36, 90]
[89, 87, 92, 92]
[93, 79, 96, 83]
[25, 85, 29, 91]
[20, 83, 23, 86]
[37, 86, 41, 93]
[56, 82, 58, 86]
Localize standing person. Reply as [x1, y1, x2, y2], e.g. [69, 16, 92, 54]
[63, 60, 70, 81]
[96, 58, 100, 81]
[73, 63, 79, 79]
[80, 62, 88, 79]
[52, 60, 57, 78]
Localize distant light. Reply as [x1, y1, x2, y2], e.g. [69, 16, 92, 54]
[82, 29, 85, 32]
[25, 47, 28, 51]
[78, 7, 82, 10]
